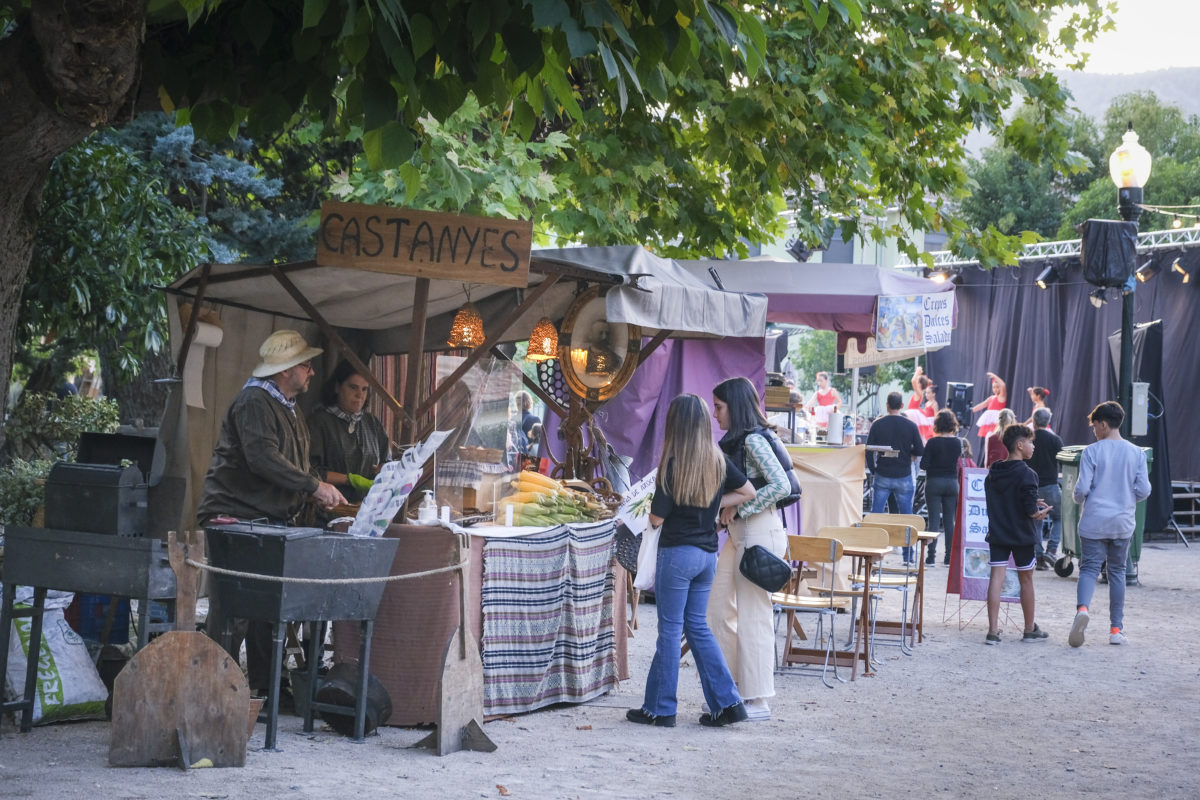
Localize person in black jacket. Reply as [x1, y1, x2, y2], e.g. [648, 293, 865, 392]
[1028, 408, 1063, 569]
[983, 424, 1051, 645]
[919, 410, 962, 566]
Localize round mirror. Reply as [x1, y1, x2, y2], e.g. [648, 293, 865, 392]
[557, 286, 641, 403]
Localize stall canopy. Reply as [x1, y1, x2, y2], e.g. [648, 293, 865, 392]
[165, 245, 768, 354]
[677, 258, 955, 335]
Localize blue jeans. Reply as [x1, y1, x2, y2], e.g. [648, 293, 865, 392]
[1077, 537, 1132, 630]
[643, 545, 741, 717]
[924, 476, 959, 563]
[1036, 484, 1062, 558]
[872, 473, 915, 560]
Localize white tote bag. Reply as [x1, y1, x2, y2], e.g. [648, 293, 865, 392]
[632, 523, 661, 591]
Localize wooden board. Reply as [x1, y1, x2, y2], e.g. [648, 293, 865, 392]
[317, 201, 532, 288]
[109, 631, 250, 768]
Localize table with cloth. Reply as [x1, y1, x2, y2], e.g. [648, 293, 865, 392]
[783, 444, 867, 535]
[333, 520, 628, 724]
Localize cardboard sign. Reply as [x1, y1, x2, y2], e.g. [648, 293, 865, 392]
[953, 466, 1019, 602]
[317, 201, 533, 288]
[616, 469, 658, 534]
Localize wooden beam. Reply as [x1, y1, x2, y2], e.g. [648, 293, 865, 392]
[489, 346, 566, 419]
[268, 265, 409, 427]
[401, 277, 431, 445]
[637, 329, 674, 366]
[173, 263, 212, 376]
[415, 275, 561, 419]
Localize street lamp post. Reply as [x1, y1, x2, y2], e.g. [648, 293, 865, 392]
[1108, 123, 1152, 437]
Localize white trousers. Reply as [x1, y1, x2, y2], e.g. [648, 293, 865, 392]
[707, 509, 787, 701]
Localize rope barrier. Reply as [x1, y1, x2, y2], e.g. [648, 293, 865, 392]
[184, 551, 469, 585]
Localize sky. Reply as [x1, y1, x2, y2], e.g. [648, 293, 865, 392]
[1060, 0, 1200, 73]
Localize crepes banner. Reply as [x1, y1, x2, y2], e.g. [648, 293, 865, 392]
[875, 293, 954, 351]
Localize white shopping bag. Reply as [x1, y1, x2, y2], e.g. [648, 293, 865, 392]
[632, 523, 661, 591]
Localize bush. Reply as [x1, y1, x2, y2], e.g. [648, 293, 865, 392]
[0, 458, 54, 527]
[3, 392, 119, 462]
[0, 392, 119, 528]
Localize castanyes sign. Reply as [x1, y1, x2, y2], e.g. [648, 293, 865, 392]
[317, 201, 533, 288]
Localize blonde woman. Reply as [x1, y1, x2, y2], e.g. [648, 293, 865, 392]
[626, 394, 755, 728]
[710, 377, 797, 722]
[985, 408, 1018, 468]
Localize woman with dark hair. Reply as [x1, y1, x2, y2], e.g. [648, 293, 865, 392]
[626, 394, 754, 728]
[307, 360, 391, 503]
[709, 377, 795, 721]
[920, 409, 962, 566]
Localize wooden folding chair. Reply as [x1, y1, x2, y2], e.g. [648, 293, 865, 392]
[772, 535, 851, 688]
[804, 526, 889, 667]
[856, 515, 922, 654]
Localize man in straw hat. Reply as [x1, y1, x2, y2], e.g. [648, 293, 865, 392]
[198, 329, 347, 696]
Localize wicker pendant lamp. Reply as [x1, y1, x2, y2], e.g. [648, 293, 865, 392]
[447, 299, 485, 349]
[525, 317, 559, 361]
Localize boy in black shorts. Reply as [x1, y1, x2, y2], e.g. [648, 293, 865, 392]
[983, 424, 1052, 644]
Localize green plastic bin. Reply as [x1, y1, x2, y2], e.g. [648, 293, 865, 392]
[1055, 444, 1152, 581]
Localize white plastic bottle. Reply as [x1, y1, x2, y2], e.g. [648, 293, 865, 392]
[417, 490, 437, 524]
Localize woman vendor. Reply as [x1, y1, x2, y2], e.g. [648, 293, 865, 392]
[308, 360, 392, 503]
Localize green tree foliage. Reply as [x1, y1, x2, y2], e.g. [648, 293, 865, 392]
[332, 94, 570, 221]
[19, 140, 212, 384]
[1057, 91, 1200, 237]
[961, 111, 1101, 243]
[0, 0, 1109, 436]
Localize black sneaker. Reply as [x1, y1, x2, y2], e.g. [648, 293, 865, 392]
[699, 701, 749, 727]
[985, 631, 1001, 645]
[626, 708, 676, 727]
[1021, 624, 1049, 643]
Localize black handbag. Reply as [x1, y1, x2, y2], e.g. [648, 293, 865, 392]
[614, 523, 642, 575]
[739, 544, 792, 592]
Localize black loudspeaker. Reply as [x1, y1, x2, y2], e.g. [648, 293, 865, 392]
[1080, 219, 1138, 287]
[946, 381, 974, 430]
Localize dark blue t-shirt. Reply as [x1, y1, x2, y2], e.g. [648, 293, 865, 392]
[650, 455, 748, 552]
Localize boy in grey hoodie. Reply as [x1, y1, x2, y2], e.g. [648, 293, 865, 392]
[983, 424, 1051, 645]
[1069, 401, 1152, 647]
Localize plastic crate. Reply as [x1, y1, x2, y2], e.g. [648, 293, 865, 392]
[70, 593, 131, 644]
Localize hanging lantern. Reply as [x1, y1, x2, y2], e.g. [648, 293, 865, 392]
[447, 302, 485, 349]
[525, 317, 559, 361]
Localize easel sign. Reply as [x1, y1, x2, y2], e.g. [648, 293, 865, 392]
[317, 201, 533, 288]
[955, 467, 1019, 603]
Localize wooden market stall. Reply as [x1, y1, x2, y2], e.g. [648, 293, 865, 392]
[161, 205, 769, 723]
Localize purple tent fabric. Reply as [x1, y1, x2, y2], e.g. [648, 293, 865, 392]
[542, 337, 766, 483]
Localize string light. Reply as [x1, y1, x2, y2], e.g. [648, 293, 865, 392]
[1172, 215, 1183, 229]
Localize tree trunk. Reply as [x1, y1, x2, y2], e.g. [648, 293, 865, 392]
[98, 341, 175, 429]
[0, 1, 145, 448]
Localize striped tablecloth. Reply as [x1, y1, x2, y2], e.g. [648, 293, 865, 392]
[480, 520, 618, 715]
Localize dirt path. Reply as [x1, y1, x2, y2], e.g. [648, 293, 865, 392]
[2, 541, 1197, 799]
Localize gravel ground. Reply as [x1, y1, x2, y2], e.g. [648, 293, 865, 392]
[2, 540, 1197, 799]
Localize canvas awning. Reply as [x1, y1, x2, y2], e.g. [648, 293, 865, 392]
[677, 258, 954, 336]
[165, 245, 768, 354]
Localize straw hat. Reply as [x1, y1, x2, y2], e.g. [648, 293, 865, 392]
[252, 330, 323, 378]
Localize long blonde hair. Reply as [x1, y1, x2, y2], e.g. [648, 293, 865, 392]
[995, 408, 1017, 437]
[657, 394, 724, 507]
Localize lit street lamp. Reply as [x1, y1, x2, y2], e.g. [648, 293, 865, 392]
[1108, 123, 1152, 436]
